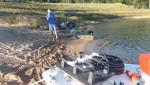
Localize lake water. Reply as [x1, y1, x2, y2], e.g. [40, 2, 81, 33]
[91, 18, 150, 64]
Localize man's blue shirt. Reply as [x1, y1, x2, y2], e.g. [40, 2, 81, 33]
[46, 13, 56, 24]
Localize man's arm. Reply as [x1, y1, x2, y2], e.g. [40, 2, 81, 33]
[46, 14, 49, 21]
[46, 17, 49, 21]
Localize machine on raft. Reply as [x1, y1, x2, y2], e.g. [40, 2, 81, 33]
[32, 53, 150, 85]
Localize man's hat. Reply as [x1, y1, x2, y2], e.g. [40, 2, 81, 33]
[48, 9, 51, 13]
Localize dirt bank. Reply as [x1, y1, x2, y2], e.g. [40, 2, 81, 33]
[0, 25, 132, 85]
[0, 25, 97, 85]
[0, 26, 67, 85]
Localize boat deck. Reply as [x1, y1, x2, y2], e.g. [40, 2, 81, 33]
[57, 64, 111, 85]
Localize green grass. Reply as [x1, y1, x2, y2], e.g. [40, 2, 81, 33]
[0, 2, 150, 28]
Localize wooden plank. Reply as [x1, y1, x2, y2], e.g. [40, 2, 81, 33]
[77, 35, 94, 40]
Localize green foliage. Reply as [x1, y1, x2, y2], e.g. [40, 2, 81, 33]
[0, 0, 149, 8]
[0, 2, 150, 28]
[60, 0, 149, 8]
[131, 0, 149, 9]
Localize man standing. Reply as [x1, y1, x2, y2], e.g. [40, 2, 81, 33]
[46, 9, 58, 39]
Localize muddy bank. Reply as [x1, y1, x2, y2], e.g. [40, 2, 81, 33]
[65, 39, 132, 64]
[0, 25, 132, 85]
[0, 26, 71, 85]
[0, 25, 96, 85]
[103, 15, 150, 21]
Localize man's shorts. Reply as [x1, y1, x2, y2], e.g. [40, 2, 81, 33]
[49, 24, 56, 31]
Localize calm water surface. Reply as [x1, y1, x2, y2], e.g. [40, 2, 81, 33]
[91, 19, 150, 64]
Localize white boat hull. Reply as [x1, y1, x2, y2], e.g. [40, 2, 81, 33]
[32, 64, 150, 85]
[103, 64, 150, 85]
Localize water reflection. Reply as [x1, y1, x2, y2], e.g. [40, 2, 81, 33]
[92, 18, 150, 64]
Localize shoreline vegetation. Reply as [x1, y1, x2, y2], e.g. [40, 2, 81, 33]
[1, 2, 150, 28]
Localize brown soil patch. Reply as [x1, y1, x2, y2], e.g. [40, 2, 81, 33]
[0, 26, 77, 85]
[0, 25, 132, 85]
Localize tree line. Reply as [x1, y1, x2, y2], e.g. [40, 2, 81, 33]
[1, 0, 149, 9]
[61, 0, 149, 9]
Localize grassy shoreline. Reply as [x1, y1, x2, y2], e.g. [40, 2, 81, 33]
[1, 2, 150, 28]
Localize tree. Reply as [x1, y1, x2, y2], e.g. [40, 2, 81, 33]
[75, 0, 85, 3]
[149, 0, 150, 9]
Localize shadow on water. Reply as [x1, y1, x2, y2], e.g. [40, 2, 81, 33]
[91, 18, 150, 64]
